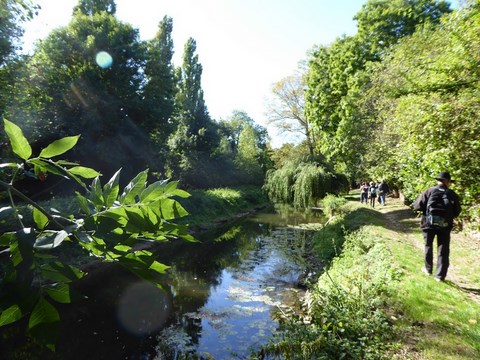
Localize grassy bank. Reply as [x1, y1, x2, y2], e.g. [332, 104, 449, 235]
[179, 185, 270, 230]
[263, 192, 480, 359]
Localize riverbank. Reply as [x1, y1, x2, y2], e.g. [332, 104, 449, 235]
[262, 192, 480, 359]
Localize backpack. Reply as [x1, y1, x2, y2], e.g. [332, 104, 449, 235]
[426, 188, 453, 228]
[370, 187, 377, 195]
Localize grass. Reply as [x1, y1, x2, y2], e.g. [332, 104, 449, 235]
[265, 191, 480, 359]
[334, 193, 480, 359]
[179, 185, 270, 228]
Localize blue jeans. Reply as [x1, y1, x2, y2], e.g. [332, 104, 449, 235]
[379, 192, 387, 205]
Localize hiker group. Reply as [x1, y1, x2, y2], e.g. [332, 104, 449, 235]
[360, 179, 389, 208]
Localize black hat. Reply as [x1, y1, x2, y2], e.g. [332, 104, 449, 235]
[436, 171, 455, 183]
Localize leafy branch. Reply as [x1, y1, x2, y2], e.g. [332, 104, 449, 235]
[0, 119, 194, 351]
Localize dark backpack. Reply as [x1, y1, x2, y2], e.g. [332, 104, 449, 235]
[426, 188, 453, 228]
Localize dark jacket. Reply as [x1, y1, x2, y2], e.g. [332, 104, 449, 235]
[378, 181, 389, 194]
[413, 184, 461, 230]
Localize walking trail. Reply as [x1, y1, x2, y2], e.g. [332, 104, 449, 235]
[375, 196, 480, 304]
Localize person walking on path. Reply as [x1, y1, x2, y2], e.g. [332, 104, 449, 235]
[412, 171, 461, 282]
[360, 182, 369, 204]
[368, 181, 377, 208]
[378, 179, 389, 206]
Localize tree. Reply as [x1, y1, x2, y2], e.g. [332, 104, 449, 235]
[73, 0, 117, 15]
[6, 6, 148, 181]
[234, 124, 265, 184]
[0, 0, 38, 120]
[167, 37, 220, 186]
[304, 0, 453, 180]
[143, 16, 176, 142]
[364, 2, 480, 223]
[0, 0, 38, 66]
[267, 70, 316, 155]
[354, 0, 452, 58]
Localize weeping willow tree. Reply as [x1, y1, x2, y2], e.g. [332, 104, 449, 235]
[292, 163, 333, 208]
[264, 160, 348, 208]
[263, 161, 297, 204]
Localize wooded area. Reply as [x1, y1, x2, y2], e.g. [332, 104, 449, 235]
[1, 0, 480, 356]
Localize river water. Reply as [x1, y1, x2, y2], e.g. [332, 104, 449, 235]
[7, 206, 325, 360]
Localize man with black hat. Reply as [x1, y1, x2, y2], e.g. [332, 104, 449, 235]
[412, 171, 461, 282]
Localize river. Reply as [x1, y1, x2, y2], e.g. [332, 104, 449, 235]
[5, 206, 325, 360]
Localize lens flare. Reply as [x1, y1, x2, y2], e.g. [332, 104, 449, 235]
[95, 51, 113, 68]
[116, 281, 171, 336]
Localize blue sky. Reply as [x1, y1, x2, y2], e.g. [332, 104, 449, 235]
[22, 0, 459, 147]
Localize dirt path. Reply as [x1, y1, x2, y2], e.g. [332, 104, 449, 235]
[375, 197, 480, 304]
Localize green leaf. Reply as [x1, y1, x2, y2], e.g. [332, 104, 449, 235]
[89, 177, 104, 208]
[103, 169, 121, 208]
[44, 283, 71, 304]
[0, 231, 16, 246]
[149, 260, 169, 274]
[34, 231, 69, 249]
[164, 181, 191, 198]
[0, 304, 23, 326]
[124, 207, 150, 233]
[76, 232, 93, 244]
[28, 297, 60, 351]
[140, 180, 169, 202]
[3, 119, 32, 160]
[33, 208, 49, 230]
[160, 199, 189, 220]
[39, 135, 79, 158]
[119, 170, 148, 204]
[40, 262, 84, 283]
[29, 159, 66, 178]
[68, 166, 101, 179]
[75, 192, 92, 215]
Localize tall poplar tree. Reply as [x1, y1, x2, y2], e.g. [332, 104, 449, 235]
[143, 15, 176, 141]
[167, 37, 219, 186]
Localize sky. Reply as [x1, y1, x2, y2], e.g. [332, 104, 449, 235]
[22, 0, 459, 147]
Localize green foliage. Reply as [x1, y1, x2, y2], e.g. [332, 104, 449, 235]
[354, 0, 452, 56]
[304, 0, 453, 181]
[321, 194, 348, 217]
[143, 15, 176, 145]
[0, 120, 193, 350]
[264, 159, 349, 209]
[263, 229, 400, 359]
[292, 163, 332, 209]
[180, 185, 269, 227]
[263, 161, 297, 204]
[362, 2, 480, 226]
[0, 0, 38, 65]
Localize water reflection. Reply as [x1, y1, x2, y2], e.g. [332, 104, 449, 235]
[31, 205, 324, 359]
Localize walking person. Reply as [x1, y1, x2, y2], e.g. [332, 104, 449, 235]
[360, 182, 369, 204]
[368, 181, 377, 208]
[412, 171, 461, 282]
[378, 179, 389, 206]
